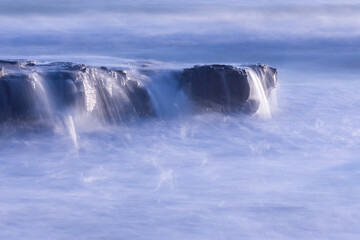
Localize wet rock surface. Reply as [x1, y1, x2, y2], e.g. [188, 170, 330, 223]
[247, 64, 277, 96]
[180, 64, 277, 113]
[0, 60, 155, 124]
[0, 60, 277, 124]
[181, 65, 250, 109]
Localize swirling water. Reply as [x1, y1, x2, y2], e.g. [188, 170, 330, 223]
[0, 65, 359, 240]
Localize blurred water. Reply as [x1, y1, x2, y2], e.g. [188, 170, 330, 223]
[0, 67, 359, 239]
[1, 0, 360, 238]
[1, 0, 360, 69]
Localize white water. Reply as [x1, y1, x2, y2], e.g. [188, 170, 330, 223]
[63, 115, 78, 150]
[246, 68, 272, 119]
[1, 68, 360, 240]
[145, 71, 189, 119]
[0, 0, 359, 238]
[31, 73, 54, 122]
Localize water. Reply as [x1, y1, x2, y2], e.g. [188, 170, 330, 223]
[246, 68, 272, 119]
[0, 64, 360, 239]
[1, 0, 360, 239]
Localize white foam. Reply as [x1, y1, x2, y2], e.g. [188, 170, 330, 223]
[246, 67, 272, 119]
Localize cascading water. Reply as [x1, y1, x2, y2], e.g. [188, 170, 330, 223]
[0, 60, 278, 140]
[145, 71, 189, 119]
[246, 67, 272, 119]
[29, 72, 54, 122]
[63, 115, 78, 149]
[1, 60, 322, 240]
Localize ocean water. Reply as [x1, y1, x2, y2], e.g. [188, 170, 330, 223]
[1, 66, 359, 239]
[1, 0, 360, 239]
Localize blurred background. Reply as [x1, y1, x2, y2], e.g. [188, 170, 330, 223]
[1, 0, 359, 70]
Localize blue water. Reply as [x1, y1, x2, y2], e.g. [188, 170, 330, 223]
[1, 0, 360, 239]
[1, 68, 359, 239]
[1, 0, 360, 69]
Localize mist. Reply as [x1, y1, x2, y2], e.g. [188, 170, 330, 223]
[1, 1, 360, 239]
[1, 0, 359, 69]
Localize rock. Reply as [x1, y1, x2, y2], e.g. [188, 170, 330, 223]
[180, 64, 277, 113]
[0, 60, 36, 66]
[0, 60, 19, 65]
[44, 71, 79, 108]
[180, 65, 250, 111]
[24, 61, 36, 66]
[247, 64, 277, 96]
[125, 80, 154, 117]
[0, 74, 39, 121]
[0, 60, 156, 123]
[116, 70, 127, 78]
[242, 99, 260, 114]
[0, 79, 11, 121]
[0, 59, 278, 124]
[66, 63, 87, 72]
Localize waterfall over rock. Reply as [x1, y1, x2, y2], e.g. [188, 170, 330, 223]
[0, 61, 155, 125]
[0, 60, 278, 126]
[180, 64, 277, 114]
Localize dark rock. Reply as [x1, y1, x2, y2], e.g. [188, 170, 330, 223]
[0, 60, 19, 65]
[44, 71, 79, 108]
[0, 79, 11, 121]
[242, 99, 260, 114]
[125, 80, 154, 117]
[0, 59, 157, 124]
[0, 58, 278, 125]
[0, 60, 36, 66]
[180, 65, 250, 111]
[0, 74, 39, 121]
[24, 61, 36, 66]
[180, 64, 277, 113]
[116, 70, 127, 78]
[66, 63, 87, 72]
